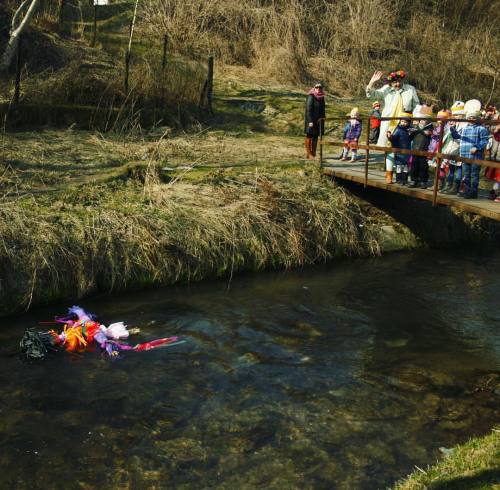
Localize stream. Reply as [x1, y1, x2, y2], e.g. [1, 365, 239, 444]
[0, 250, 499, 489]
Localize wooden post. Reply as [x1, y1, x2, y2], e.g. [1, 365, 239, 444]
[125, 1, 139, 93]
[162, 34, 168, 69]
[432, 122, 445, 207]
[14, 36, 22, 105]
[319, 118, 324, 167]
[92, 3, 97, 47]
[124, 51, 131, 93]
[59, 0, 65, 26]
[364, 116, 370, 187]
[124, 20, 133, 92]
[199, 80, 208, 108]
[207, 56, 214, 115]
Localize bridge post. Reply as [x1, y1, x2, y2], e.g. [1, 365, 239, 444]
[364, 116, 370, 187]
[432, 122, 446, 206]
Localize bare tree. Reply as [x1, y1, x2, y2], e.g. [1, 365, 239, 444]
[0, 0, 40, 73]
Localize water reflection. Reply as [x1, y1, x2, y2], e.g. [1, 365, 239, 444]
[0, 250, 499, 489]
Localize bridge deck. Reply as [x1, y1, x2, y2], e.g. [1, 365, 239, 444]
[323, 163, 500, 222]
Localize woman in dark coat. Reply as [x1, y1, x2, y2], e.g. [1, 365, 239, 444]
[304, 82, 326, 159]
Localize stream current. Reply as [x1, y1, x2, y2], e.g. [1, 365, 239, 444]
[0, 250, 499, 489]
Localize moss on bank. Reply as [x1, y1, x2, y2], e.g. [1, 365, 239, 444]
[393, 428, 500, 489]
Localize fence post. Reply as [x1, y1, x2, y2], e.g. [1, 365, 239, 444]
[124, 20, 133, 93]
[92, 3, 97, 46]
[125, 2, 139, 94]
[14, 36, 23, 105]
[432, 122, 445, 206]
[364, 116, 370, 187]
[319, 118, 324, 167]
[162, 34, 168, 69]
[59, 0, 65, 26]
[207, 56, 214, 115]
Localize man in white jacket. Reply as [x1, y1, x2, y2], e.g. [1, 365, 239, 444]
[366, 70, 420, 181]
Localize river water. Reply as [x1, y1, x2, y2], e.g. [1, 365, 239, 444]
[0, 250, 499, 489]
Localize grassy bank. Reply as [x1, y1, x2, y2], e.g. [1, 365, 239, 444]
[394, 428, 500, 489]
[1, 159, 406, 316]
[1, 121, 415, 316]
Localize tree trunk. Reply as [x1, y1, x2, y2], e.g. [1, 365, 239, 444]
[0, 0, 40, 73]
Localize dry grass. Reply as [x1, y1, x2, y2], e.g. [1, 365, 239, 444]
[139, 0, 500, 102]
[0, 169, 381, 315]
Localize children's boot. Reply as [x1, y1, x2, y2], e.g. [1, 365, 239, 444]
[395, 165, 402, 184]
[350, 150, 358, 162]
[440, 181, 451, 193]
[443, 181, 457, 194]
[341, 147, 349, 161]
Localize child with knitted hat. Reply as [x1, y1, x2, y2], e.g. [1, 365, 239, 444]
[408, 105, 433, 188]
[341, 108, 362, 162]
[441, 101, 466, 194]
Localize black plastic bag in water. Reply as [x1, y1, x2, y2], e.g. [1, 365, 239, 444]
[19, 328, 57, 361]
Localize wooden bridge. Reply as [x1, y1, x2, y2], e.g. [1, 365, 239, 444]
[319, 116, 500, 222]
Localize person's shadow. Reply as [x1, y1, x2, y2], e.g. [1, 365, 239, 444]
[427, 468, 500, 489]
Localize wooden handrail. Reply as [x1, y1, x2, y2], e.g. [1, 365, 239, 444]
[326, 141, 500, 170]
[324, 116, 499, 125]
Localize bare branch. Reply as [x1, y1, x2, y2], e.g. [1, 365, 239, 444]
[11, 0, 31, 34]
[1, 0, 40, 72]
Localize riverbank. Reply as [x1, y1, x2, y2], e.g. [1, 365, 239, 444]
[3, 121, 500, 317]
[0, 143, 420, 316]
[394, 427, 499, 489]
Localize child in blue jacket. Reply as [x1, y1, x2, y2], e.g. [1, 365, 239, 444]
[386, 112, 412, 185]
[449, 109, 490, 199]
[341, 108, 362, 162]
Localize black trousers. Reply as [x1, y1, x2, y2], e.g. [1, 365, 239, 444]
[411, 156, 429, 182]
[369, 127, 380, 144]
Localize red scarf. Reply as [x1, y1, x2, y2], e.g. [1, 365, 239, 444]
[309, 88, 325, 101]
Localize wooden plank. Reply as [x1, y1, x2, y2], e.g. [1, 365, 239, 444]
[323, 165, 500, 222]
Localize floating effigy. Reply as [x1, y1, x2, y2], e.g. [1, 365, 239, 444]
[20, 305, 184, 360]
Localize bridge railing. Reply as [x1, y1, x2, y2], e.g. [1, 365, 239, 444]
[319, 116, 500, 206]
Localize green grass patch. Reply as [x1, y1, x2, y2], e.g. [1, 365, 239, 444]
[393, 428, 500, 490]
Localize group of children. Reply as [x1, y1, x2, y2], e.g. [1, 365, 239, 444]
[339, 100, 500, 201]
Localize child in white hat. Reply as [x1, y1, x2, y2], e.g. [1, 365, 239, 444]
[449, 103, 490, 199]
[441, 101, 466, 194]
[408, 105, 433, 188]
[341, 108, 362, 162]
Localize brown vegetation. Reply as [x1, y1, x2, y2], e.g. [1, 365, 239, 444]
[140, 0, 500, 103]
[0, 168, 382, 315]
